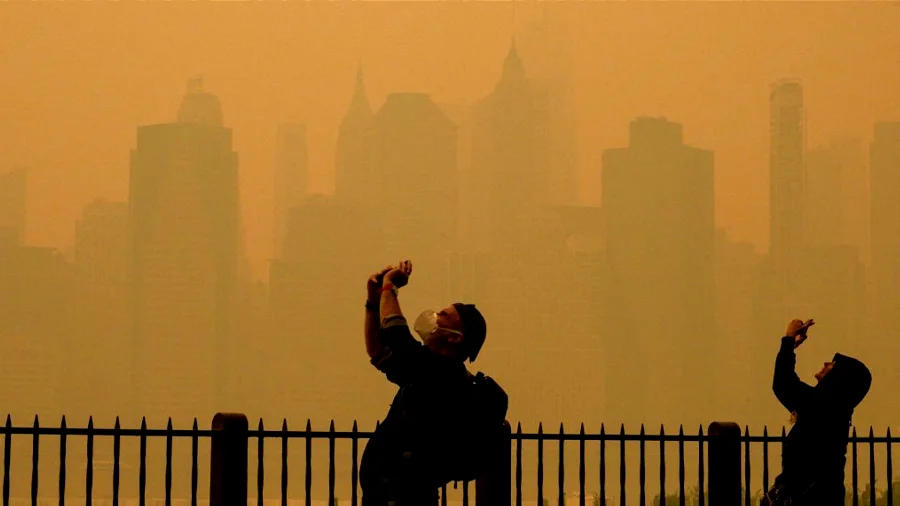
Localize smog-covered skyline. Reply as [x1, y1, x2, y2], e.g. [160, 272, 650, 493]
[3, 2, 899, 281]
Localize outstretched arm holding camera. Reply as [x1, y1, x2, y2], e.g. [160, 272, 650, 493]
[773, 318, 816, 413]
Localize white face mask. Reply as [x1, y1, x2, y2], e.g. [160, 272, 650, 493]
[414, 309, 463, 346]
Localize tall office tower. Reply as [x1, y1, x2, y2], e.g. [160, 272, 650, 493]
[470, 41, 540, 253]
[70, 199, 130, 421]
[0, 168, 26, 249]
[518, 6, 578, 206]
[869, 122, 900, 408]
[769, 80, 806, 317]
[128, 80, 240, 427]
[364, 92, 460, 306]
[335, 64, 375, 208]
[273, 123, 308, 258]
[602, 117, 715, 425]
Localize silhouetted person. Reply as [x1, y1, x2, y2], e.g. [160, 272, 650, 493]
[764, 319, 872, 506]
[360, 260, 508, 506]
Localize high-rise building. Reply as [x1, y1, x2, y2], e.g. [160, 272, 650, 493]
[769, 80, 806, 315]
[71, 199, 130, 421]
[335, 64, 375, 208]
[0, 168, 26, 249]
[470, 41, 540, 253]
[602, 117, 715, 425]
[364, 92, 460, 306]
[128, 80, 240, 426]
[273, 122, 308, 258]
[869, 122, 900, 402]
[805, 149, 843, 247]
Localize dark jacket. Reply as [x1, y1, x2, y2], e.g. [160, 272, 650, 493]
[360, 316, 472, 505]
[772, 336, 872, 495]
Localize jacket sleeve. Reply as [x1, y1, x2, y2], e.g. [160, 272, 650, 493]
[369, 315, 437, 387]
[772, 336, 815, 412]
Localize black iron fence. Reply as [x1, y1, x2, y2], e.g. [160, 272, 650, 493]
[1, 414, 896, 506]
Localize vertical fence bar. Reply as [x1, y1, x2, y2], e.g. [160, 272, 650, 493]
[678, 426, 685, 506]
[743, 426, 750, 506]
[639, 425, 646, 506]
[660, 425, 666, 506]
[351, 421, 359, 506]
[619, 425, 626, 506]
[281, 420, 288, 506]
[869, 427, 876, 506]
[139, 418, 147, 506]
[192, 419, 199, 506]
[165, 419, 173, 506]
[579, 424, 586, 506]
[476, 421, 511, 506]
[3, 416, 10, 506]
[328, 421, 336, 506]
[442, 483, 448, 506]
[86, 417, 94, 506]
[113, 418, 121, 506]
[762, 426, 769, 495]
[464, 479, 470, 506]
[537, 423, 544, 506]
[30, 416, 38, 506]
[698, 425, 705, 506]
[516, 423, 523, 506]
[305, 420, 312, 506]
[852, 427, 859, 506]
[707, 422, 740, 506]
[599, 424, 606, 506]
[558, 424, 565, 506]
[887, 428, 893, 506]
[209, 413, 249, 506]
[257, 420, 264, 506]
[58, 417, 66, 506]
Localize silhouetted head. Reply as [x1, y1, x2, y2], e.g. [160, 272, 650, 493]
[413, 303, 487, 362]
[816, 353, 872, 410]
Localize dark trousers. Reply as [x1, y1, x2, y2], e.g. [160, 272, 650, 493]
[361, 485, 439, 506]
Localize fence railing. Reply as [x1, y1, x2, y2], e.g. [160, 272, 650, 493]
[1, 414, 896, 506]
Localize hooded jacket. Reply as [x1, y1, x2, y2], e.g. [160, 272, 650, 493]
[772, 336, 872, 488]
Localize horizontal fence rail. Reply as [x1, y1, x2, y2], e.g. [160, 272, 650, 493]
[1, 415, 897, 506]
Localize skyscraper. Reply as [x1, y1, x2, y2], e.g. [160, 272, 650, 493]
[0, 168, 26, 249]
[769, 80, 806, 315]
[869, 122, 900, 383]
[128, 80, 240, 426]
[273, 122, 308, 258]
[335, 64, 374, 208]
[71, 199, 130, 421]
[602, 117, 715, 425]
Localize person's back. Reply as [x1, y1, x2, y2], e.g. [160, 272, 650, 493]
[767, 319, 872, 506]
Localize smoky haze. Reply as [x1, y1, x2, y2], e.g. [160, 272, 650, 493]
[1, 1, 900, 503]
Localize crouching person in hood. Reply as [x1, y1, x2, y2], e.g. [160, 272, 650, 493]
[763, 319, 872, 506]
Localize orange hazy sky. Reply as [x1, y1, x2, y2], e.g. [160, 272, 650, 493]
[2, 1, 899, 280]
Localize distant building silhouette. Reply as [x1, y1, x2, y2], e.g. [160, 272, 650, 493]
[335, 64, 375, 208]
[602, 117, 715, 424]
[0, 168, 27, 249]
[768, 80, 806, 317]
[128, 80, 240, 425]
[273, 122, 308, 258]
[70, 199, 130, 421]
[364, 92, 460, 304]
[869, 122, 900, 392]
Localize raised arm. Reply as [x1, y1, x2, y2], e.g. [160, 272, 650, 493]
[772, 320, 815, 412]
[364, 265, 393, 360]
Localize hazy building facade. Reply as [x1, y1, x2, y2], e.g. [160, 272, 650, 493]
[71, 199, 131, 421]
[128, 81, 240, 426]
[768, 80, 806, 318]
[869, 122, 900, 405]
[602, 117, 715, 425]
[0, 168, 27, 249]
[273, 122, 308, 258]
[335, 65, 375, 209]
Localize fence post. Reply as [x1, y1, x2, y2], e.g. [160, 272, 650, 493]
[707, 421, 741, 506]
[210, 413, 249, 506]
[476, 420, 512, 506]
